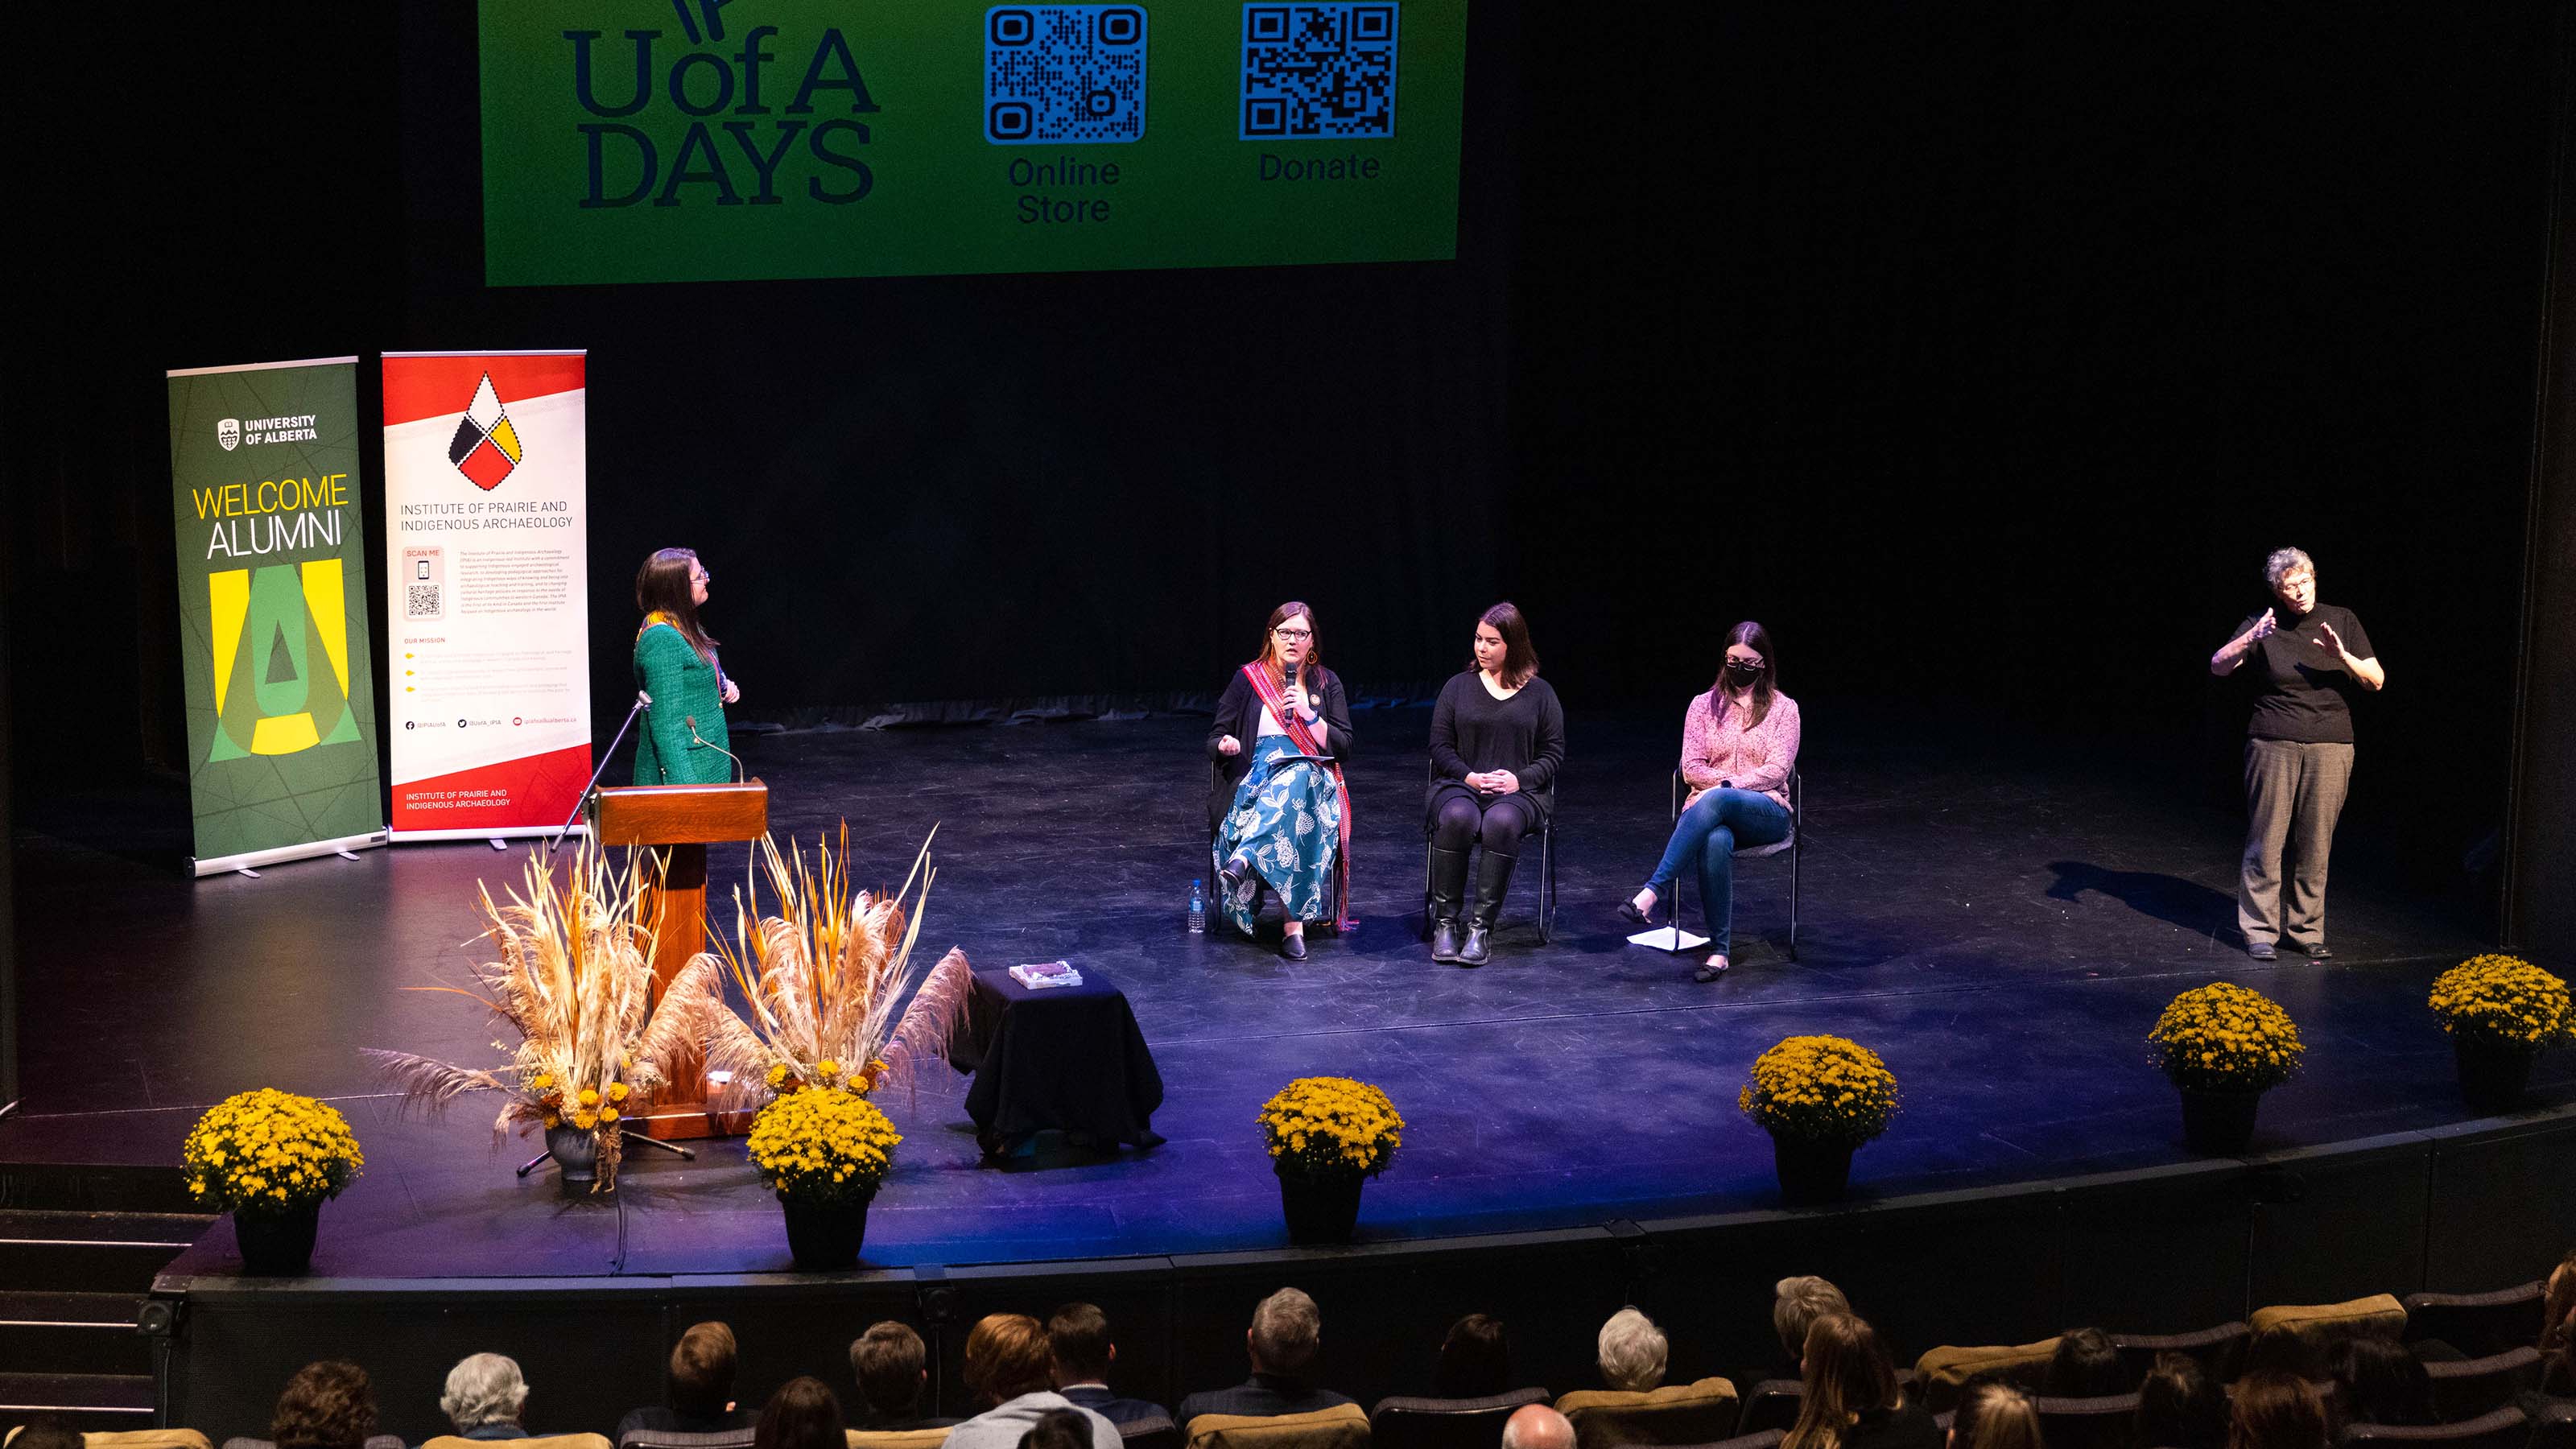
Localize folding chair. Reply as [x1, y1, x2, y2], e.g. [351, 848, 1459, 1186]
[1418, 762, 1558, 943]
[1649, 770, 1801, 959]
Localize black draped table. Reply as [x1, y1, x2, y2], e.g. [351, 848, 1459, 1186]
[948, 966, 1166, 1158]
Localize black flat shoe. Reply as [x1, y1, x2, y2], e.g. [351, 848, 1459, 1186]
[1616, 897, 1653, 927]
[2246, 940, 2278, 961]
[1693, 956, 1729, 983]
[1218, 856, 1248, 894]
[1279, 934, 1307, 961]
[2303, 942, 2334, 960]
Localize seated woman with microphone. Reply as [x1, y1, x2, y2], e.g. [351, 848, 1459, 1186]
[1208, 602, 1353, 960]
[1617, 621, 1798, 980]
[633, 547, 739, 785]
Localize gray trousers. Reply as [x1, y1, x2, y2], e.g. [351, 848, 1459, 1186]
[2237, 738, 2355, 947]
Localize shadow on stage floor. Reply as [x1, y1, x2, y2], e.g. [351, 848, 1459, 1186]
[4, 708, 2557, 1275]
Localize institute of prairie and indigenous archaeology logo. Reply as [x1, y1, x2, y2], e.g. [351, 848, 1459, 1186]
[447, 374, 524, 490]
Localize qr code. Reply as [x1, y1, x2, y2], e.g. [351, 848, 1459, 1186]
[1242, 5, 1399, 140]
[985, 6, 1147, 145]
[407, 584, 443, 620]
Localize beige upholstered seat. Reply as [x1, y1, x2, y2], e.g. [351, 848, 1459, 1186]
[1554, 1377, 1740, 1449]
[1184, 1403, 1370, 1449]
[1911, 1339, 2062, 1412]
[421, 1435, 610, 1449]
[2248, 1294, 2406, 1344]
[845, 1430, 954, 1449]
[5, 1435, 214, 1449]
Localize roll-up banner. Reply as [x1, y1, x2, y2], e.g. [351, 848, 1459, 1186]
[382, 351, 593, 840]
[166, 357, 388, 877]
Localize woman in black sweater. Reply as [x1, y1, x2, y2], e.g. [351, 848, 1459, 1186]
[1426, 602, 1565, 966]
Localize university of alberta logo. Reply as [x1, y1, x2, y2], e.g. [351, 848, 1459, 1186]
[217, 418, 241, 452]
[446, 374, 523, 490]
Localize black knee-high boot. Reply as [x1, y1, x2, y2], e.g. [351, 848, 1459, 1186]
[1458, 849, 1517, 967]
[1427, 846, 1470, 962]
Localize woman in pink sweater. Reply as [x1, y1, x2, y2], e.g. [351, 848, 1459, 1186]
[1616, 621, 1800, 980]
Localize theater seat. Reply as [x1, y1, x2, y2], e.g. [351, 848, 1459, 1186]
[2339, 1406, 2527, 1449]
[1735, 1382, 1802, 1436]
[622, 1433, 758, 1449]
[1913, 1340, 2062, 1414]
[845, 1431, 953, 1449]
[1120, 1415, 1183, 1449]
[1185, 1404, 1371, 1449]
[65, 1435, 215, 1449]
[2032, 1393, 2142, 1449]
[1369, 1389, 1550, 1449]
[2420, 1347, 2542, 1422]
[225, 1439, 404, 1449]
[423, 1438, 609, 1449]
[1649, 1431, 1785, 1449]
[2112, 1323, 2252, 1383]
[2249, 1296, 2406, 1347]
[2526, 1398, 2576, 1449]
[2401, 1284, 2545, 1360]
[1554, 1378, 1740, 1449]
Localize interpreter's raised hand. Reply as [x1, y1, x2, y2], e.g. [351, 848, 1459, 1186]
[1218, 734, 1241, 757]
[2245, 608, 2277, 645]
[2315, 619, 2347, 663]
[1491, 770, 1521, 795]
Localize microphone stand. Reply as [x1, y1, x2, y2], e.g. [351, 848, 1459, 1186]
[547, 691, 650, 857]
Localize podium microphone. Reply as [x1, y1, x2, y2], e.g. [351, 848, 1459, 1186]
[549, 691, 652, 857]
[687, 716, 746, 784]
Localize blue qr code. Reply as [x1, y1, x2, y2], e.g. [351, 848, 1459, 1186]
[986, 6, 1148, 145]
[1241, 5, 1399, 141]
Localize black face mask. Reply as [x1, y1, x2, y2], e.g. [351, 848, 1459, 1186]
[1724, 661, 1762, 687]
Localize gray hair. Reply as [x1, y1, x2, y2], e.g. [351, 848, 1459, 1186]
[1249, 1287, 1321, 1373]
[1597, 1307, 1669, 1393]
[1773, 1276, 1852, 1358]
[2264, 547, 2315, 590]
[440, 1353, 530, 1433]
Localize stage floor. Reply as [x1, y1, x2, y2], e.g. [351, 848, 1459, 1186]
[6, 709, 2559, 1275]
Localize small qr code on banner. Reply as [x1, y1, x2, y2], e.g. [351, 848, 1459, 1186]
[1241, 4, 1399, 140]
[407, 584, 442, 620]
[986, 6, 1147, 145]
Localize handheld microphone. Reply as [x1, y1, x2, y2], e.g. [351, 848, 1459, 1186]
[686, 715, 746, 783]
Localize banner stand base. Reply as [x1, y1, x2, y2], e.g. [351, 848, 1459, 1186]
[193, 830, 390, 880]
[389, 825, 586, 847]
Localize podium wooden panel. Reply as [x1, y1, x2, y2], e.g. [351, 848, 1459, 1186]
[592, 779, 768, 1138]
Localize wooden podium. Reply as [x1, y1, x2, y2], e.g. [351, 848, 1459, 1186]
[592, 778, 768, 1139]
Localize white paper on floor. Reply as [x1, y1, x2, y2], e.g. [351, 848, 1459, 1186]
[1626, 926, 1709, 950]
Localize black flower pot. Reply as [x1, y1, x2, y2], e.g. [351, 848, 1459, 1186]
[780, 1192, 872, 1270]
[1771, 1136, 1856, 1205]
[234, 1199, 322, 1276]
[545, 1125, 605, 1198]
[2454, 1038, 2538, 1113]
[1277, 1167, 1365, 1244]
[2178, 1087, 2263, 1154]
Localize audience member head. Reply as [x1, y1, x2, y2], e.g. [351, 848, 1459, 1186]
[1249, 1287, 1323, 1377]
[966, 1312, 1058, 1406]
[2134, 1352, 2227, 1449]
[7, 1422, 85, 1449]
[1949, 1381, 2043, 1449]
[1018, 1408, 1096, 1449]
[440, 1353, 530, 1435]
[1774, 1277, 1853, 1364]
[1050, 1302, 1119, 1388]
[1787, 1314, 1903, 1449]
[1435, 1314, 1513, 1399]
[755, 1377, 846, 1449]
[2226, 1373, 2328, 1449]
[670, 1321, 741, 1419]
[1596, 1307, 1669, 1393]
[2046, 1328, 2131, 1399]
[2330, 1339, 2434, 1428]
[1501, 1405, 1577, 1449]
[2545, 1248, 2576, 1358]
[2239, 1327, 2322, 1383]
[852, 1320, 931, 1418]
[271, 1362, 378, 1449]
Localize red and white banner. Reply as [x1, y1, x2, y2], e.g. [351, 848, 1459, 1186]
[382, 351, 592, 840]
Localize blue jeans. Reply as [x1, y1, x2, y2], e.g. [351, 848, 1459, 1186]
[1643, 788, 1790, 954]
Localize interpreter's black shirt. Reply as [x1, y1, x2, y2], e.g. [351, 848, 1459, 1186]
[2234, 602, 2374, 744]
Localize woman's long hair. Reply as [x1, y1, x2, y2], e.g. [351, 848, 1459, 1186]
[1476, 601, 1539, 690]
[2134, 1352, 2227, 1449]
[2225, 1373, 2328, 1449]
[1711, 620, 1777, 729]
[2330, 1339, 2434, 1428]
[1785, 1314, 1901, 1449]
[753, 1377, 844, 1449]
[2543, 1250, 2576, 1393]
[1435, 1313, 1513, 1399]
[1952, 1381, 2043, 1449]
[1253, 601, 1322, 683]
[637, 547, 718, 664]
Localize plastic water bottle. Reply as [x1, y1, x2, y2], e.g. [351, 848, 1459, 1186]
[1187, 879, 1206, 934]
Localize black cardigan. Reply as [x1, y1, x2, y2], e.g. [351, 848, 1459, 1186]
[1206, 665, 1353, 832]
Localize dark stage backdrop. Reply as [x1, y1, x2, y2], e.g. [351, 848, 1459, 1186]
[6, 4, 2562, 910]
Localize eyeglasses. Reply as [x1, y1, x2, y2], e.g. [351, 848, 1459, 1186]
[1727, 655, 1765, 670]
[1274, 627, 1313, 640]
[691, 571, 712, 585]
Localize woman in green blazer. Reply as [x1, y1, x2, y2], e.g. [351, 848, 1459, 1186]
[632, 547, 738, 785]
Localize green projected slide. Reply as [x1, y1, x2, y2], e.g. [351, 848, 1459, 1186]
[479, 0, 1468, 285]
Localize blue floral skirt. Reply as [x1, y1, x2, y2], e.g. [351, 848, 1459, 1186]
[1215, 733, 1343, 935]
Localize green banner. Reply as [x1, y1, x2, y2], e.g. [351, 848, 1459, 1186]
[166, 358, 386, 875]
[480, 0, 1466, 285]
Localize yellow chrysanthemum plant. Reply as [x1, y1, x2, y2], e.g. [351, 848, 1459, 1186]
[1738, 1036, 1901, 1146]
[747, 1085, 903, 1209]
[2147, 982, 2305, 1093]
[703, 824, 971, 1110]
[184, 1088, 364, 1217]
[364, 840, 726, 1193]
[1259, 1076, 1406, 1180]
[2428, 955, 2573, 1052]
